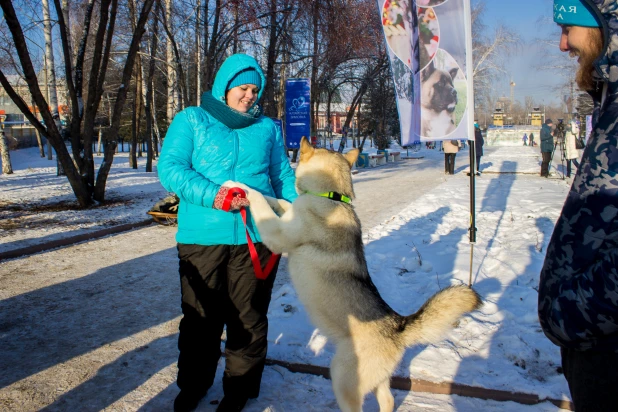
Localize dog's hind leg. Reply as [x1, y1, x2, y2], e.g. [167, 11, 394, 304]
[331, 347, 362, 412]
[373, 379, 394, 412]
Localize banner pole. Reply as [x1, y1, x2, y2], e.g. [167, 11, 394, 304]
[469, 140, 477, 287]
[464, 0, 477, 287]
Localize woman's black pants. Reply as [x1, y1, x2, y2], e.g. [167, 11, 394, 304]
[176, 243, 278, 399]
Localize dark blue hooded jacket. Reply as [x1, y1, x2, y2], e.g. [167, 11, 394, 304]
[538, 0, 618, 351]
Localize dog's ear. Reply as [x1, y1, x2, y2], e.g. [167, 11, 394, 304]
[422, 61, 435, 82]
[299, 136, 315, 161]
[449, 67, 459, 80]
[344, 148, 359, 168]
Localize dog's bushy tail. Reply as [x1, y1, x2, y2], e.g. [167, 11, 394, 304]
[401, 285, 482, 347]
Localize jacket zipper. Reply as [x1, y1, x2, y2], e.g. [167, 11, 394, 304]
[232, 131, 239, 244]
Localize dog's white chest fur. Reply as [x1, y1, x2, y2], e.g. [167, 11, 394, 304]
[421, 108, 457, 137]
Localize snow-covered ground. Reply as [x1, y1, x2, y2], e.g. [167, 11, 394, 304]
[0, 143, 574, 411]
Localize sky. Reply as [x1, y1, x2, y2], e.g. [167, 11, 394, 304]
[480, 0, 569, 107]
[0, 143, 576, 410]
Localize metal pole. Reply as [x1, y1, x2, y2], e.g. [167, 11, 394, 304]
[464, 0, 477, 288]
[468, 140, 477, 287]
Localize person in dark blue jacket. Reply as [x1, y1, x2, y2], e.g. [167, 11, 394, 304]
[539, 1, 618, 410]
[158, 54, 297, 412]
[474, 122, 484, 175]
[539, 118, 554, 177]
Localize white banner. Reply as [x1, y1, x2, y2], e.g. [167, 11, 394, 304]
[379, 0, 474, 144]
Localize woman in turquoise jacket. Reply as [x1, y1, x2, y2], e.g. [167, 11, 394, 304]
[158, 54, 297, 412]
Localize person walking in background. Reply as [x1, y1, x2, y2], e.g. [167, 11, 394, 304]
[529, 132, 535, 147]
[540, 118, 554, 177]
[564, 120, 581, 178]
[443, 139, 460, 175]
[538, 1, 618, 410]
[474, 122, 484, 175]
[158, 53, 297, 412]
[523, 133, 528, 146]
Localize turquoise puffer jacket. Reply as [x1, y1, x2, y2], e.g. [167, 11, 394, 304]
[158, 55, 297, 246]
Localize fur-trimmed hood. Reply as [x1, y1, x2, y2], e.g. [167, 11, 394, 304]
[586, 0, 618, 87]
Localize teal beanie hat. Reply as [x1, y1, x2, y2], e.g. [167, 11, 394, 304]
[227, 68, 261, 91]
[554, 0, 602, 27]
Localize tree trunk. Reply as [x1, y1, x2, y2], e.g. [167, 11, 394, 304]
[94, 0, 155, 202]
[130, 78, 138, 168]
[35, 128, 46, 157]
[129, 0, 140, 168]
[233, 0, 239, 53]
[97, 128, 103, 155]
[201, 0, 209, 91]
[0, 128, 13, 174]
[43, 0, 65, 176]
[203, 0, 221, 91]
[262, 0, 278, 117]
[165, 0, 178, 127]
[310, 0, 319, 138]
[161, 15, 188, 113]
[31, 99, 46, 157]
[195, 0, 201, 105]
[59, 0, 95, 173]
[144, 0, 160, 172]
[43, 57, 53, 161]
[61, 0, 73, 61]
[130, 0, 144, 161]
[81, 0, 120, 193]
[358, 135, 367, 152]
[152, 89, 160, 157]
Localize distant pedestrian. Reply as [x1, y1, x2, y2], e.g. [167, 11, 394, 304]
[523, 133, 528, 146]
[474, 122, 484, 175]
[540, 119, 554, 177]
[564, 120, 580, 178]
[443, 139, 460, 175]
[529, 132, 535, 147]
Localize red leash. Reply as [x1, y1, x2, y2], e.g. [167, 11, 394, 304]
[222, 187, 280, 280]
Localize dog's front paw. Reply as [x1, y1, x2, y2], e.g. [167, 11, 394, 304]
[273, 199, 291, 216]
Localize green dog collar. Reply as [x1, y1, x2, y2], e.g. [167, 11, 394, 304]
[305, 191, 352, 204]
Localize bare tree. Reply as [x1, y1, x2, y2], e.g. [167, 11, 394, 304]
[165, 0, 179, 126]
[143, 0, 160, 172]
[0, 0, 154, 206]
[472, 1, 520, 111]
[42, 0, 65, 175]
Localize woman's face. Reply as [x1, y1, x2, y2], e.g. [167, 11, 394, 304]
[226, 84, 259, 113]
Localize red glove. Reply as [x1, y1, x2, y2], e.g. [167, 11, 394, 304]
[213, 186, 250, 211]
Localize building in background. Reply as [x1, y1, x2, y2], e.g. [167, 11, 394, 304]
[0, 74, 69, 148]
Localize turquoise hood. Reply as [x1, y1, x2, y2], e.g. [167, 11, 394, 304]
[211, 54, 266, 105]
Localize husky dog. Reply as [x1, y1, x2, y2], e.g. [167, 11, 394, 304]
[421, 60, 459, 138]
[226, 138, 481, 412]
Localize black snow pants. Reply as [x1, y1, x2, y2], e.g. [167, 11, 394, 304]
[541, 151, 552, 177]
[561, 347, 618, 411]
[176, 243, 279, 399]
[444, 153, 456, 174]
